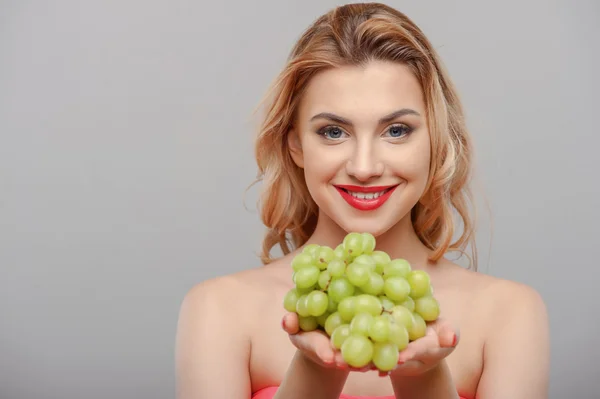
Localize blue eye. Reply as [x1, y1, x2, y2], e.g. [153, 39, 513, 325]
[317, 126, 347, 140]
[386, 124, 412, 138]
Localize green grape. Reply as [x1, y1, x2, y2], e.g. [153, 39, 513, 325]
[314, 246, 334, 270]
[291, 253, 314, 272]
[381, 312, 393, 323]
[354, 294, 383, 316]
[338, 297, 357, 322]
[341, 334, 374, 368]
[296, 295, 310, 317]
[390, 305, 414, 330]
[349, 312, 374, 336]
[318, 270, 331, 290]
[407, 270, 431, 299]
[371, 250, 391, 274]
[346, 262, 370, 287]
[379, 296, 395, 312]
[372, 342, 399, 372]
[414, 296, 440, 321]
[332, 247, 348, 266]
[400, 296, 415, 312]
[316, 311, 331, 328]
[368, 315, 391, 343]
[383, 276, 411, 302]
[389, 322, 409, 350]
[361, 232, 376, 254]
[298, 315, 318, 331]
[328, 277, 355, 303]
[327, 296, 338, 313]
[343, 232, 364, 258]
[302, 244, 320, 257]
[333, 244, 349, 263]
[383, 259, 412, 279]
[331, 324, 351, 349]
[306, 290, 329, 317]
[324, 312, 344, 336]
[297, 284, 318, 295]
[283, 288, 300, 312]
[327, 259, 346, 278]
[354, 287, 365, 296]
[353, 254, 376, 272]
[294, 265, 320, 289]
[361, 272, 384, 296]
[425, 285, 434, 296]
[408, 312, 427, 341]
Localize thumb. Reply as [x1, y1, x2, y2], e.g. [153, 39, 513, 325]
[282, 312, 299, 335]
[285, 326, 336, 365]
[432, 319, 459, 348]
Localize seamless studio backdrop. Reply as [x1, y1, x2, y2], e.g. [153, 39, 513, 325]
[1, 1, 599, 398]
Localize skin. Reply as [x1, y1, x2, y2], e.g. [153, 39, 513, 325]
[175, 60, 550, 399]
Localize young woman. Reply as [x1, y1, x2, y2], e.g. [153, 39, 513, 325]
[175, 3, 550, 398]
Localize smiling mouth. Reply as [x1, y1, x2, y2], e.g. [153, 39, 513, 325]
[337, 187, 395, 200]
[333, 184, 400, 211]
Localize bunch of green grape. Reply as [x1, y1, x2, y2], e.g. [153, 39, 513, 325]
[282, 232, 440, 372]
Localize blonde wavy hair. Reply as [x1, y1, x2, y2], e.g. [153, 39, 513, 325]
[253, 3, 478, 269]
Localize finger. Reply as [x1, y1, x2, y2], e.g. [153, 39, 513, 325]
[333, 351, 349, 370]
[397, 330, 438, 363]
[395, 359, 425, 374]
[398, 334, 456, 366]
[439, 324, 459, 348]
[429, 318, 459, 348]
[289, 331, 336, 365]
[282, 313, 299, 335]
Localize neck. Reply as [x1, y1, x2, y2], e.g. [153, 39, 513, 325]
[302, 210, 436, 270]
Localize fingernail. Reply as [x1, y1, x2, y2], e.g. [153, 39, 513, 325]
[452, 334, 457, 346]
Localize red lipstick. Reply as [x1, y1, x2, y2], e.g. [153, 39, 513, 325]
[334, 184, 399, 211]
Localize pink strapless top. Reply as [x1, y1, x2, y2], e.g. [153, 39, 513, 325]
[252, 386, 469, 399]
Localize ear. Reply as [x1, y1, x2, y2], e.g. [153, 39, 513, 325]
[287, 128, 304, 168]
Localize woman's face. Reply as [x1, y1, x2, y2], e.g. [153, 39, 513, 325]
[289, 60, 431, 237]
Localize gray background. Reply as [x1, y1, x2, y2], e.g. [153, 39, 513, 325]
[1, 0, 598, 398]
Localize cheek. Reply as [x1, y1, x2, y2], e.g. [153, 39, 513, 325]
[301, 140, 345, 183]
[388, 138, 431, 183]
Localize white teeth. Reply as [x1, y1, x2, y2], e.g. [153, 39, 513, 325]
[348, 190, 387, 200]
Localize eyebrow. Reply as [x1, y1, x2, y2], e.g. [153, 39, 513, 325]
[309, 108, 421, 126]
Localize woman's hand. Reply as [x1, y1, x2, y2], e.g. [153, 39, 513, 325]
[389, 317, 459, 378]
[282, 312, 372, 373]
[282, 312, 458, 377]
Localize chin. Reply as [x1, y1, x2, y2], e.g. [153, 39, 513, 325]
[333, 214, 399, 238]
[314, 188, 418, 239]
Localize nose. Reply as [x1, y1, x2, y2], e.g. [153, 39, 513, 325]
[345, 140, 384, 182]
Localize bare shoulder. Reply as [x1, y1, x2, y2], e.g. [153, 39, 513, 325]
[178, 262, 288, 327]
[175, 262, 289, 399]
[458, 272, 550, 397]
[471, 270, 547, 319]
[442, 262, 546, 313]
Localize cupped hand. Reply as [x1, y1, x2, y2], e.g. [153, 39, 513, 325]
[281, 312, 374, 373]
[282, 313, 459, 378]
[388, 317, 459, 378]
